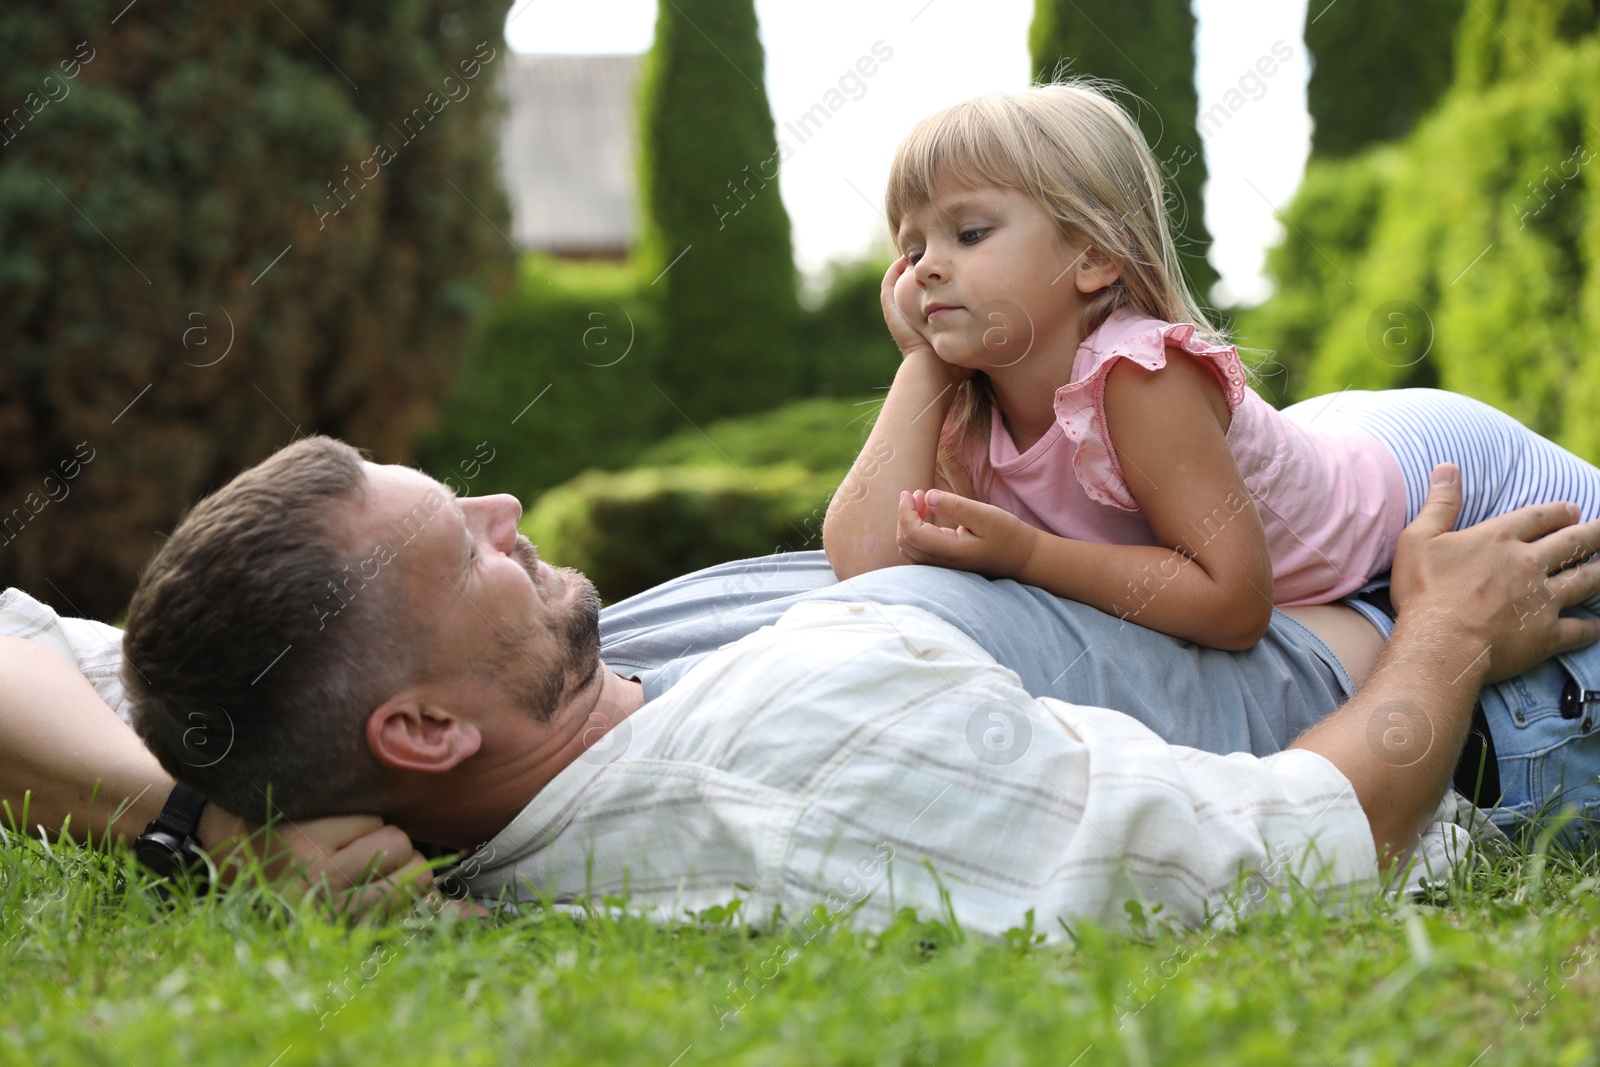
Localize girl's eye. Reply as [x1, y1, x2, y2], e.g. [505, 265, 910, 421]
[959, 228, 987, 244]
[904, 250, 923, 265]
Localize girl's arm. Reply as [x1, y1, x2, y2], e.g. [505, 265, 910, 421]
[823, 256, 972, 579]
[896, 351, 1276, 650]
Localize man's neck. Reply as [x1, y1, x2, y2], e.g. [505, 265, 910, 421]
[385, 662, 646, 852]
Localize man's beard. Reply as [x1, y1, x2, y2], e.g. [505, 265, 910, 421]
[500, 535, 602, 722]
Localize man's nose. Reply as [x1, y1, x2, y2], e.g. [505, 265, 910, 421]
[468, 493, 523, 554]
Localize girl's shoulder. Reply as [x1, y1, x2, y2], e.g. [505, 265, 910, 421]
[1056, 308, 1251, 510]
[1069, 308, 1246, 409]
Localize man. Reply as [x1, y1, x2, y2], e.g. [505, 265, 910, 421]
[71, 434, 1591, 935]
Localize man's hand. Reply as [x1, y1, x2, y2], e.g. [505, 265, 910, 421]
[896, 488, 1040, 578]
[1390, 463, 1600, 683]
[1295, 465, 1600, 867]
[199, 807, 465, 917]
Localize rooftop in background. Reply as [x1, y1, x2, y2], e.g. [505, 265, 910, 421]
[498, 53, 641, 258]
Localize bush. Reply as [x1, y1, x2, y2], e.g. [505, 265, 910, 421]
[1303, 0, 1463, 158]
[522, 394, 876, 600]
[421, 251, 899, 507]
[522, 463, 834, 602]
[798, 257, 901, 398]
[1231, 151, 1399, 405]
[636, 394, 876, 474]
[0, 0, 514, 620]
[1238, 20, 1600, 458]
[416, 256, 671, 505]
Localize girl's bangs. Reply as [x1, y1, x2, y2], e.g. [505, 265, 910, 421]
[885, 105, 1031, 232]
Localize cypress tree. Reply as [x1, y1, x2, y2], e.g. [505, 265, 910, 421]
[0, 0, 514, 619]
[1303, 0, 1466, 158]
[1454, 0, 1599, 89]
[1239, 16, 1600, 459]
[1029, 0, 1218, 305]
[636, 0, 800, 424]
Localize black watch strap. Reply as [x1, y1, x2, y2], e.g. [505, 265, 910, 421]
[135, 783, 211, 890]
[144, 782, 209, 840]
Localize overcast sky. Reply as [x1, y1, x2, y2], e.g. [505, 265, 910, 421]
[503, 0, 1311, 306]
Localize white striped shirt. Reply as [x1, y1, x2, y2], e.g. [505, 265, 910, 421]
[461, 601, 1378, 937]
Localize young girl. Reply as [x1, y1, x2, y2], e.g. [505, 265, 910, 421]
[822, 81, 1600, 651]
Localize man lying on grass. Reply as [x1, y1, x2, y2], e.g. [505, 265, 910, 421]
[5, 435, 1600, 933]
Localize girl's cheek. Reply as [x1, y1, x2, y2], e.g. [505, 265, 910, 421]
[894, 270, 921, 318]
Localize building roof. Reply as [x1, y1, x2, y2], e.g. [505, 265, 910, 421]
[498, 53, 641, 256]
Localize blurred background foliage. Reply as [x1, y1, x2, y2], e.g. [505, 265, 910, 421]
[5, 0, 1599, 613]
[1236, 0, 1600, 459]
[0, 0, 515, 619]
[1030, 0, 1218, 306]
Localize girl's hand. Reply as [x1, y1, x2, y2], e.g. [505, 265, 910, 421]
[897, 489, 1040, 578]
[881, 255, 939, 361]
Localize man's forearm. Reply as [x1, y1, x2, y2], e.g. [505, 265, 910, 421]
[1291, 464, 1600, 867]
[1289, 609, 1487, 867]
[0, 637, 173, 846]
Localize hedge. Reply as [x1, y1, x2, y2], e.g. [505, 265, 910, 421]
[1236, 16, 1600, 459]
[519, 393, 875, 601]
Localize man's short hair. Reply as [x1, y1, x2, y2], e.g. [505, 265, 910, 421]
[124, 436, 410, 820]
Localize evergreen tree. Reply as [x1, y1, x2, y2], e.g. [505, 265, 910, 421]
[1238, 11, 1600, 458]
[636, 0, 800, 424]
[1303, 0, 1465, 158]
[1454, 0, 1599, 88]
[1029, 0, 1218, 305]
[0, 0, 515, 619]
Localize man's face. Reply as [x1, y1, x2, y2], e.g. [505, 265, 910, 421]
[356, 462, 601, 722]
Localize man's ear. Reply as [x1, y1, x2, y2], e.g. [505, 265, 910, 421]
[1071, 246, 1121, 294]
[366, 694, 482, 774]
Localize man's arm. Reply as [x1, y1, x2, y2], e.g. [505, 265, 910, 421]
[1291, 464, 1600, 867]
[0, 636, 436, 911]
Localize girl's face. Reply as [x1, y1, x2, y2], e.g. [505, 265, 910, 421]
[893, 184, 1118, 375]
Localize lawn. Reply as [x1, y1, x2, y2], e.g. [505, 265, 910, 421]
[4, 825, 1599, 1066]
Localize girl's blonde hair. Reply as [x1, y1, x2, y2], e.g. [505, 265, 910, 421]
[884, 81, 1222, 488]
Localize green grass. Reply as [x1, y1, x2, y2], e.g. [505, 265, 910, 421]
[5, 825, 1600, 1066]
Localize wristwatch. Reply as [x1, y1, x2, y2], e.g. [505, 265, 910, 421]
[133, 782, 211, 892]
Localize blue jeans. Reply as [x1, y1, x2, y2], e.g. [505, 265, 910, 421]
[1480, 612, 1600, 844]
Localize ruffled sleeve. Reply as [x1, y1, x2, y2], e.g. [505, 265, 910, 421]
[1054, 319, 1249, 510]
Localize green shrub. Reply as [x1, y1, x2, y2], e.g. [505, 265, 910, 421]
[0, 0, 514, 619]
[522, 463, 835, 602]
[521, 393, 878, 600]
[416, 256, 673, 505]
[1231, 151, 1400, 405]
[1240, 24, 1600, 458]
[636, 394, 876, 475]
[798, 257, 901, 398]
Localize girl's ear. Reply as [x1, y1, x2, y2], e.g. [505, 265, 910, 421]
[1072, 246, 1121, 294]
